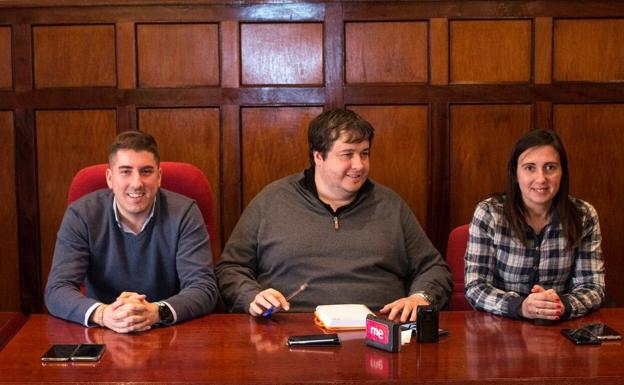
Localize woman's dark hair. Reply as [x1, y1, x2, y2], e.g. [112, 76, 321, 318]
[498, 129, 582, 249]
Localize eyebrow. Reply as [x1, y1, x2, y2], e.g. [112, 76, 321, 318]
[116, 165, 155, 170]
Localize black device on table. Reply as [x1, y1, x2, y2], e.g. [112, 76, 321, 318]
[41, 344, 105, 362]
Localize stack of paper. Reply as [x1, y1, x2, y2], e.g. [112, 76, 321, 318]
[314, 304, 374, 330]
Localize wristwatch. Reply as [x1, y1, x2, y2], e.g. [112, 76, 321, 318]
[413, 291, 435, 306]
[157, 302, 174, 325]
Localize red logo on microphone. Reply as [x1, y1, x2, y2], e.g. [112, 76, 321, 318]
[366, 319, 389, 344]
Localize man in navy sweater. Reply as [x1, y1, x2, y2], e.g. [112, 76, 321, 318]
[45, 131, 218, 333]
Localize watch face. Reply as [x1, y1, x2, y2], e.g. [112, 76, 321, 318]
[158, 303, 173, 323]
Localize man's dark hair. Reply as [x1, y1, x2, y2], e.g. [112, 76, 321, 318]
[108, 131, 160, 166]
[308, 108, 375, 166]
[495, 128, 582, 249]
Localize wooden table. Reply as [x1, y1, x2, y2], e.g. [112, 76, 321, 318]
[0, 309, 623, 384]
[0, 312, 27, 351]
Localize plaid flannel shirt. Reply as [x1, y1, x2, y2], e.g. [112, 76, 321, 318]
[464, 196, 605, 319]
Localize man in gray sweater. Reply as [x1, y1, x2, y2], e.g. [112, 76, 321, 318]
[45, 131, 218, 333]
[216, 109, 451, 322]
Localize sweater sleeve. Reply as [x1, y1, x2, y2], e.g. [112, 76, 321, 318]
[215, 197, 263, 313]
[401, 202, 452, 309]
[45, 207, 99, 325]
[164, 203, 218, 322]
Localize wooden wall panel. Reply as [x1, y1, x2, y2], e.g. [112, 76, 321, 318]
[137, 24, 219, 88]
[36, 110, 117, 292]
[139, 107, 221, 250]
[0, 111, 19, 311]
[554, 19, 624, 82]
[0, 27, 11, 89]
[33, 25, 116, 88]
[241, 107, 322, 206]
[241, 23, 323, 85]
[554, 104, 624, 305]
[349, 105, 429, 228]
[345, 22, 428, 84]
[2, 1, 624, 310]
[449, 104, 532, 228]
[450, 20, 532, 84]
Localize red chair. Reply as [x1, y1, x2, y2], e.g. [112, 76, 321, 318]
[67, 162, 219, 262]
[446, 224, 472, 311]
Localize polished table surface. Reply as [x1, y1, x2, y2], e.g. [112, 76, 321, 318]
[0, 309, 623, 384]
[0, 312, 27, 351]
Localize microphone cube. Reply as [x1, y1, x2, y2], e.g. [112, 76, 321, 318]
[365, 314, 400, 353]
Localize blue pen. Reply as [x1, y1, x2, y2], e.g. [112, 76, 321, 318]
[262, 282, 308, 317]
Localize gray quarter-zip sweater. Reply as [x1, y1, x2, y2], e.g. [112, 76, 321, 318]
[216, 171, 451, 312]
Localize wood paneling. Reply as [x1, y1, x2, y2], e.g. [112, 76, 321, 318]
[0, 111, 19, 311]
[534, 17, 553, 85]
[450, 20, 532, 84]
[345, 22, 428, 84]
[241, 23, 323, 85]
[554, 104, 624, 305]
[0, 27, 11, 89]
[33, 25, 116, 88]
[1, 1, 624, 310]
[242, 107, 322, 206]
[137, 24, 219, 88]
[117, 22, 136, 89]
[554, 19, 624, 82]
[430, 18, 449, 85]
[449, 104, 532, 228]
[221, 21, 239, 89]
[350, 105, 429, 228]
[139, 107, 221, 250]
[36, 110, 117, 292]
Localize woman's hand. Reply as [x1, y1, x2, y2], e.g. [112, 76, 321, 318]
[521, 285, 564, 320]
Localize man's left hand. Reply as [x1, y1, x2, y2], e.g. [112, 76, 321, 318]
[379, 294, 430, 322]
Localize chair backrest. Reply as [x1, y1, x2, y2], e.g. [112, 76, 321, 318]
[67, 162, 219, 262]
[446, 224, 472, 311]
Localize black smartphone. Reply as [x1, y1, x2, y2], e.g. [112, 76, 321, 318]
[287, 334, 340, 347]
[41, 344, 79, 362]
[70, 344, 106, 361]
[582, 323, 623, 341]
[561, 328, 602, 345]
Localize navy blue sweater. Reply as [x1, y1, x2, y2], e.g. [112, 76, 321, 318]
[45, 189, 218, 325]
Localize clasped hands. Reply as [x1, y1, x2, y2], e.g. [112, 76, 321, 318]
[249, 288, 430, 322]
[521, 285, 564, 321]
[93, 291, 160, 334]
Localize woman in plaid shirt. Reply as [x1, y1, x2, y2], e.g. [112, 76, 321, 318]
[464, 129, 605, 320]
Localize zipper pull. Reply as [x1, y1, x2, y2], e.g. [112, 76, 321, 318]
[333, 216, 339, 231]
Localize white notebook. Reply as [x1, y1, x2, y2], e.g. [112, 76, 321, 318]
[314, 304, 374, 330]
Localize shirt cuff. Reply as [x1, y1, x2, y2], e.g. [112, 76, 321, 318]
[84, 302, 103, 327]
[559, 296, 572, 320]
[507, 295, 525, 319]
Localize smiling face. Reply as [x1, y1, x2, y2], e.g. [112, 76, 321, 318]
[516, 145, 562, 213]
[314, 131, 370, 207]
[106, 149, 161, 228]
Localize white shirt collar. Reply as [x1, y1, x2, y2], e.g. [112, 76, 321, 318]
[112, 194, 157, 235]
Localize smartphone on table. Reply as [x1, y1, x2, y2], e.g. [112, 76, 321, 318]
[561, 328, 602, 345]
[287, 334, 341, 346]
[70, 344, 106, 361]
[41, 344, 79, 362]
[582, 323, 622, 341]
[41, 344, 105, 362]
